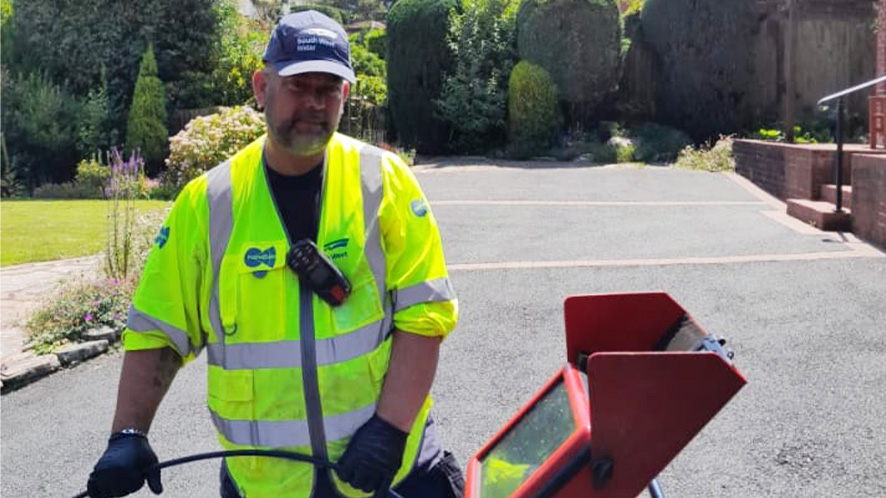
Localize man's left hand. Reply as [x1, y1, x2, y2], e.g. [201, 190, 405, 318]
[336, 414, 409, 492]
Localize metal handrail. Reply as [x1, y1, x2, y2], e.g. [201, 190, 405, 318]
[816, 74, 886, 213]
[818, 74, 886, 106]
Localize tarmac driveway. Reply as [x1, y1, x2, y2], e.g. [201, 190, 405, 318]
[2, 162, 885, 498]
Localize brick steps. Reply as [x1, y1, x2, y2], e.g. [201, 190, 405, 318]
[820, 184, 853, 207]
[786, 199, 852, 231]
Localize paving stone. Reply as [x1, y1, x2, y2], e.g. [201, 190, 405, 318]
[84, 326, 118, 343]
[1, 350, 37, 367]
[0, 354, 61, 392]
[56, 340, 109, 367]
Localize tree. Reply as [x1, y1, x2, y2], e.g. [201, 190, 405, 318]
[126, 45, 168, 173]
[387, 0, 460, 154]
[12, 0, 219, 134]
[436, 0, 519, 153]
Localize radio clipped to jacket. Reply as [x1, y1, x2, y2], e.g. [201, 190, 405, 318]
[286, 239, 351, 307]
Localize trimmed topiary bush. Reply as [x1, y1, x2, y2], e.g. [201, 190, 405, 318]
[641, 0, 759, 140]
[125, 45, 168, 174]
[516, 0, 621, 124]
[508, 60, 558, 158]
[387, 0, 460, 154]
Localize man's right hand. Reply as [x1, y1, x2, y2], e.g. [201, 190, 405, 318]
[87, 432, 163, 498]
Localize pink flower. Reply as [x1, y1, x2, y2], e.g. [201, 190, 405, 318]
[84, 313, 94, 322]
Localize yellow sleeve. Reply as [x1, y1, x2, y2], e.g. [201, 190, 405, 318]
[122, 177, 210, 364]
[380, 153, 458, 338]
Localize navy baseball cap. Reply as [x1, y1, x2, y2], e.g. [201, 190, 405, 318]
[263, 11, 356, 83]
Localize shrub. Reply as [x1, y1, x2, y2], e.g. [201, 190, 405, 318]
[751, 121, 834, 144]
[436, 0, 519, 153]
[25, 277, 136, 354]
[674, 136, 735, 172]
[165, 106, 267, 194]
[516, 0, 622, 123]
[32, 181, 96, 200]
[209, 1, 269, 107]
[75, 156, 112, 199]
[365, 29, 386, 59]
[126, 45, 169, 174]
[387, 0, 460, 154]
[349, 35, 388, 105]
[350, 35, 386, 78]
[629, 122, 692, 163]
[507, 61, 559, 158]
[610, 137, 636, 163]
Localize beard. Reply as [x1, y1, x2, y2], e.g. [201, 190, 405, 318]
[264, 92, 342, 157]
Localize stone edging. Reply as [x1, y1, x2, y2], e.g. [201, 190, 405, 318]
[0, 326, 120, 394]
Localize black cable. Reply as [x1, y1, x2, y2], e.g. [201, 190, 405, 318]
[70, 449, 404, 498]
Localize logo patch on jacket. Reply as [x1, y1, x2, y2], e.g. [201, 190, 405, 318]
[410, 199, 428, 218]
[154, 226, 170, 249]
[323, 238, 349, 260]
[244, 247, 276, 278]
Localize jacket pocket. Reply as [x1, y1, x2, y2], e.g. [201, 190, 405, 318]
[231, 242, 290, 342]
[330, 260, 384, 334]
[207, 367, 254, 424]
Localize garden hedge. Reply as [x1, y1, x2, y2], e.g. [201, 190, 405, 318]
[516, 0, 621, 123]
[386, 0, 460, 154]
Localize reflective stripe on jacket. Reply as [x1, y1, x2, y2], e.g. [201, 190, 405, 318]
[123, 133, 458, 498]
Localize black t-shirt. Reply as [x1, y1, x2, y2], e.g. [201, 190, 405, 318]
[264, 159, 323, 243]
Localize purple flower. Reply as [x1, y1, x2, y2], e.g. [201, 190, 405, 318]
[84, 313, 93, 322]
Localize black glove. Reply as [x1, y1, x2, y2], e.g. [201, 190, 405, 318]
[87, 431, 163, 498]
[336, 414, 409, 493]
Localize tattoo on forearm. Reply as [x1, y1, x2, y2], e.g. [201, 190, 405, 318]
[152, 348, 181, 390]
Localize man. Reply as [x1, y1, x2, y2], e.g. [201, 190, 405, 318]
[86, 10, 463, 498]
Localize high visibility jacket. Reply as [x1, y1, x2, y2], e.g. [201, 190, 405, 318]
[123, 133, 458, 498]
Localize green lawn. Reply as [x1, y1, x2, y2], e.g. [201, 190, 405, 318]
[0, 200, 170, 267]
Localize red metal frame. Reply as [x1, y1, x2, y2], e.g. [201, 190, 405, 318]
[465, 292, 747, 498]
[564, 292, 685, 364]
[465, 365, 591, 498]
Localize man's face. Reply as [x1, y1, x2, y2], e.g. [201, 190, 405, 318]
[260, 71, 347, 157]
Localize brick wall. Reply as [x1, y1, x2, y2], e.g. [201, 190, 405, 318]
[852, 154, 886, 251]
[734, 140, 886, 201]
[734, 140, 786, 199]
[783, 148, 841, 200]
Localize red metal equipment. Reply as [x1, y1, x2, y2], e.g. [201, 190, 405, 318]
[464, 292, 747, 498]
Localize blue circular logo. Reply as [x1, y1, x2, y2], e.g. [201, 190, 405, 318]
[410, 199, 428, 217]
